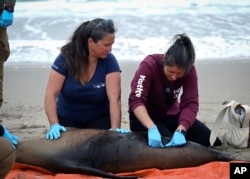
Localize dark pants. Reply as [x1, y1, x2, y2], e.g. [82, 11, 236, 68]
[129, 113, 222, 147]
[58, 115, 111, 130]
[0, 137, 15, 179]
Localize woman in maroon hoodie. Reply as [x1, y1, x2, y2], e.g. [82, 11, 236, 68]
[128, 33, 221, 148]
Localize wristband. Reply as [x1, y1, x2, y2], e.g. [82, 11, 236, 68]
[4, 6, 14, 12]
[176, 128, 186, 135]
[0, 125, 4, 136]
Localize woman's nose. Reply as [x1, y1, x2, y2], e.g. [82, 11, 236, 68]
[170, 74, 177, 80]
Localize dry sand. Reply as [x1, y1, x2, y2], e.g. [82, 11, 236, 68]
[1, 59, 250, 156]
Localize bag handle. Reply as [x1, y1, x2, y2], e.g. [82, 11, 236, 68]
[209, 101, 233, 146]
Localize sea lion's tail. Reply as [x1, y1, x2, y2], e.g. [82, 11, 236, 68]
[211, 148, 250, 163]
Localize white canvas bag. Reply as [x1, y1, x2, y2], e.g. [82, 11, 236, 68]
[210, 100, 250, 148]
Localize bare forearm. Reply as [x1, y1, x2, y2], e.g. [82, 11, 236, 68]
[109, 100, 121, 129]
[106, 72, 122, 129]
[133, 105, 154, 130]
[44, 96, 58, 126]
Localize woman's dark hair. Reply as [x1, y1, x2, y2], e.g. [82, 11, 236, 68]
[163, 33, 195, 73]
[60, 18, 116, 84]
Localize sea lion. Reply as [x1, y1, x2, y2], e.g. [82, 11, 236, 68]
[15, 128, 249, 178]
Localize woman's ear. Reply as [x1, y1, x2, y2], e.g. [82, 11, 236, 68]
[88, 37, 94, 46]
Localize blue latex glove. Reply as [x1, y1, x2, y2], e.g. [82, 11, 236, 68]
[109, 128, 131, 134]
[2, 126, 19, 149]
[148, 124, 164, 148]
[0, 10, 13, 27]
[165, 131, 186, 147]
[46, 123, 67, 140]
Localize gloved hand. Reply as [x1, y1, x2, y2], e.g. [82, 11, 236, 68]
[109, 128, 131, 134]
[46, 123, 67, 140]
[2, 126, 19, 149]
[165, 131, 186, 147]
[0, 10, 13, 27]
[148, 124, 163, 148]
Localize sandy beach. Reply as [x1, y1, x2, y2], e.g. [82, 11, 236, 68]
[1, 59, 250, 155]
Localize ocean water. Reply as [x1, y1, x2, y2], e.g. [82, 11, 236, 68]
[6, 0, 250, 64]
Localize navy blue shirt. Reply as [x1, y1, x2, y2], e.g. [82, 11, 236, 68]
[52, 53, 120, 125]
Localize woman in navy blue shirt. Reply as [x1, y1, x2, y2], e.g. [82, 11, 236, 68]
[45, 18, 130, 140]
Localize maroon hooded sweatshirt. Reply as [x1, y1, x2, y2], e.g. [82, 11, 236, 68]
[128, 54, 199, 130]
